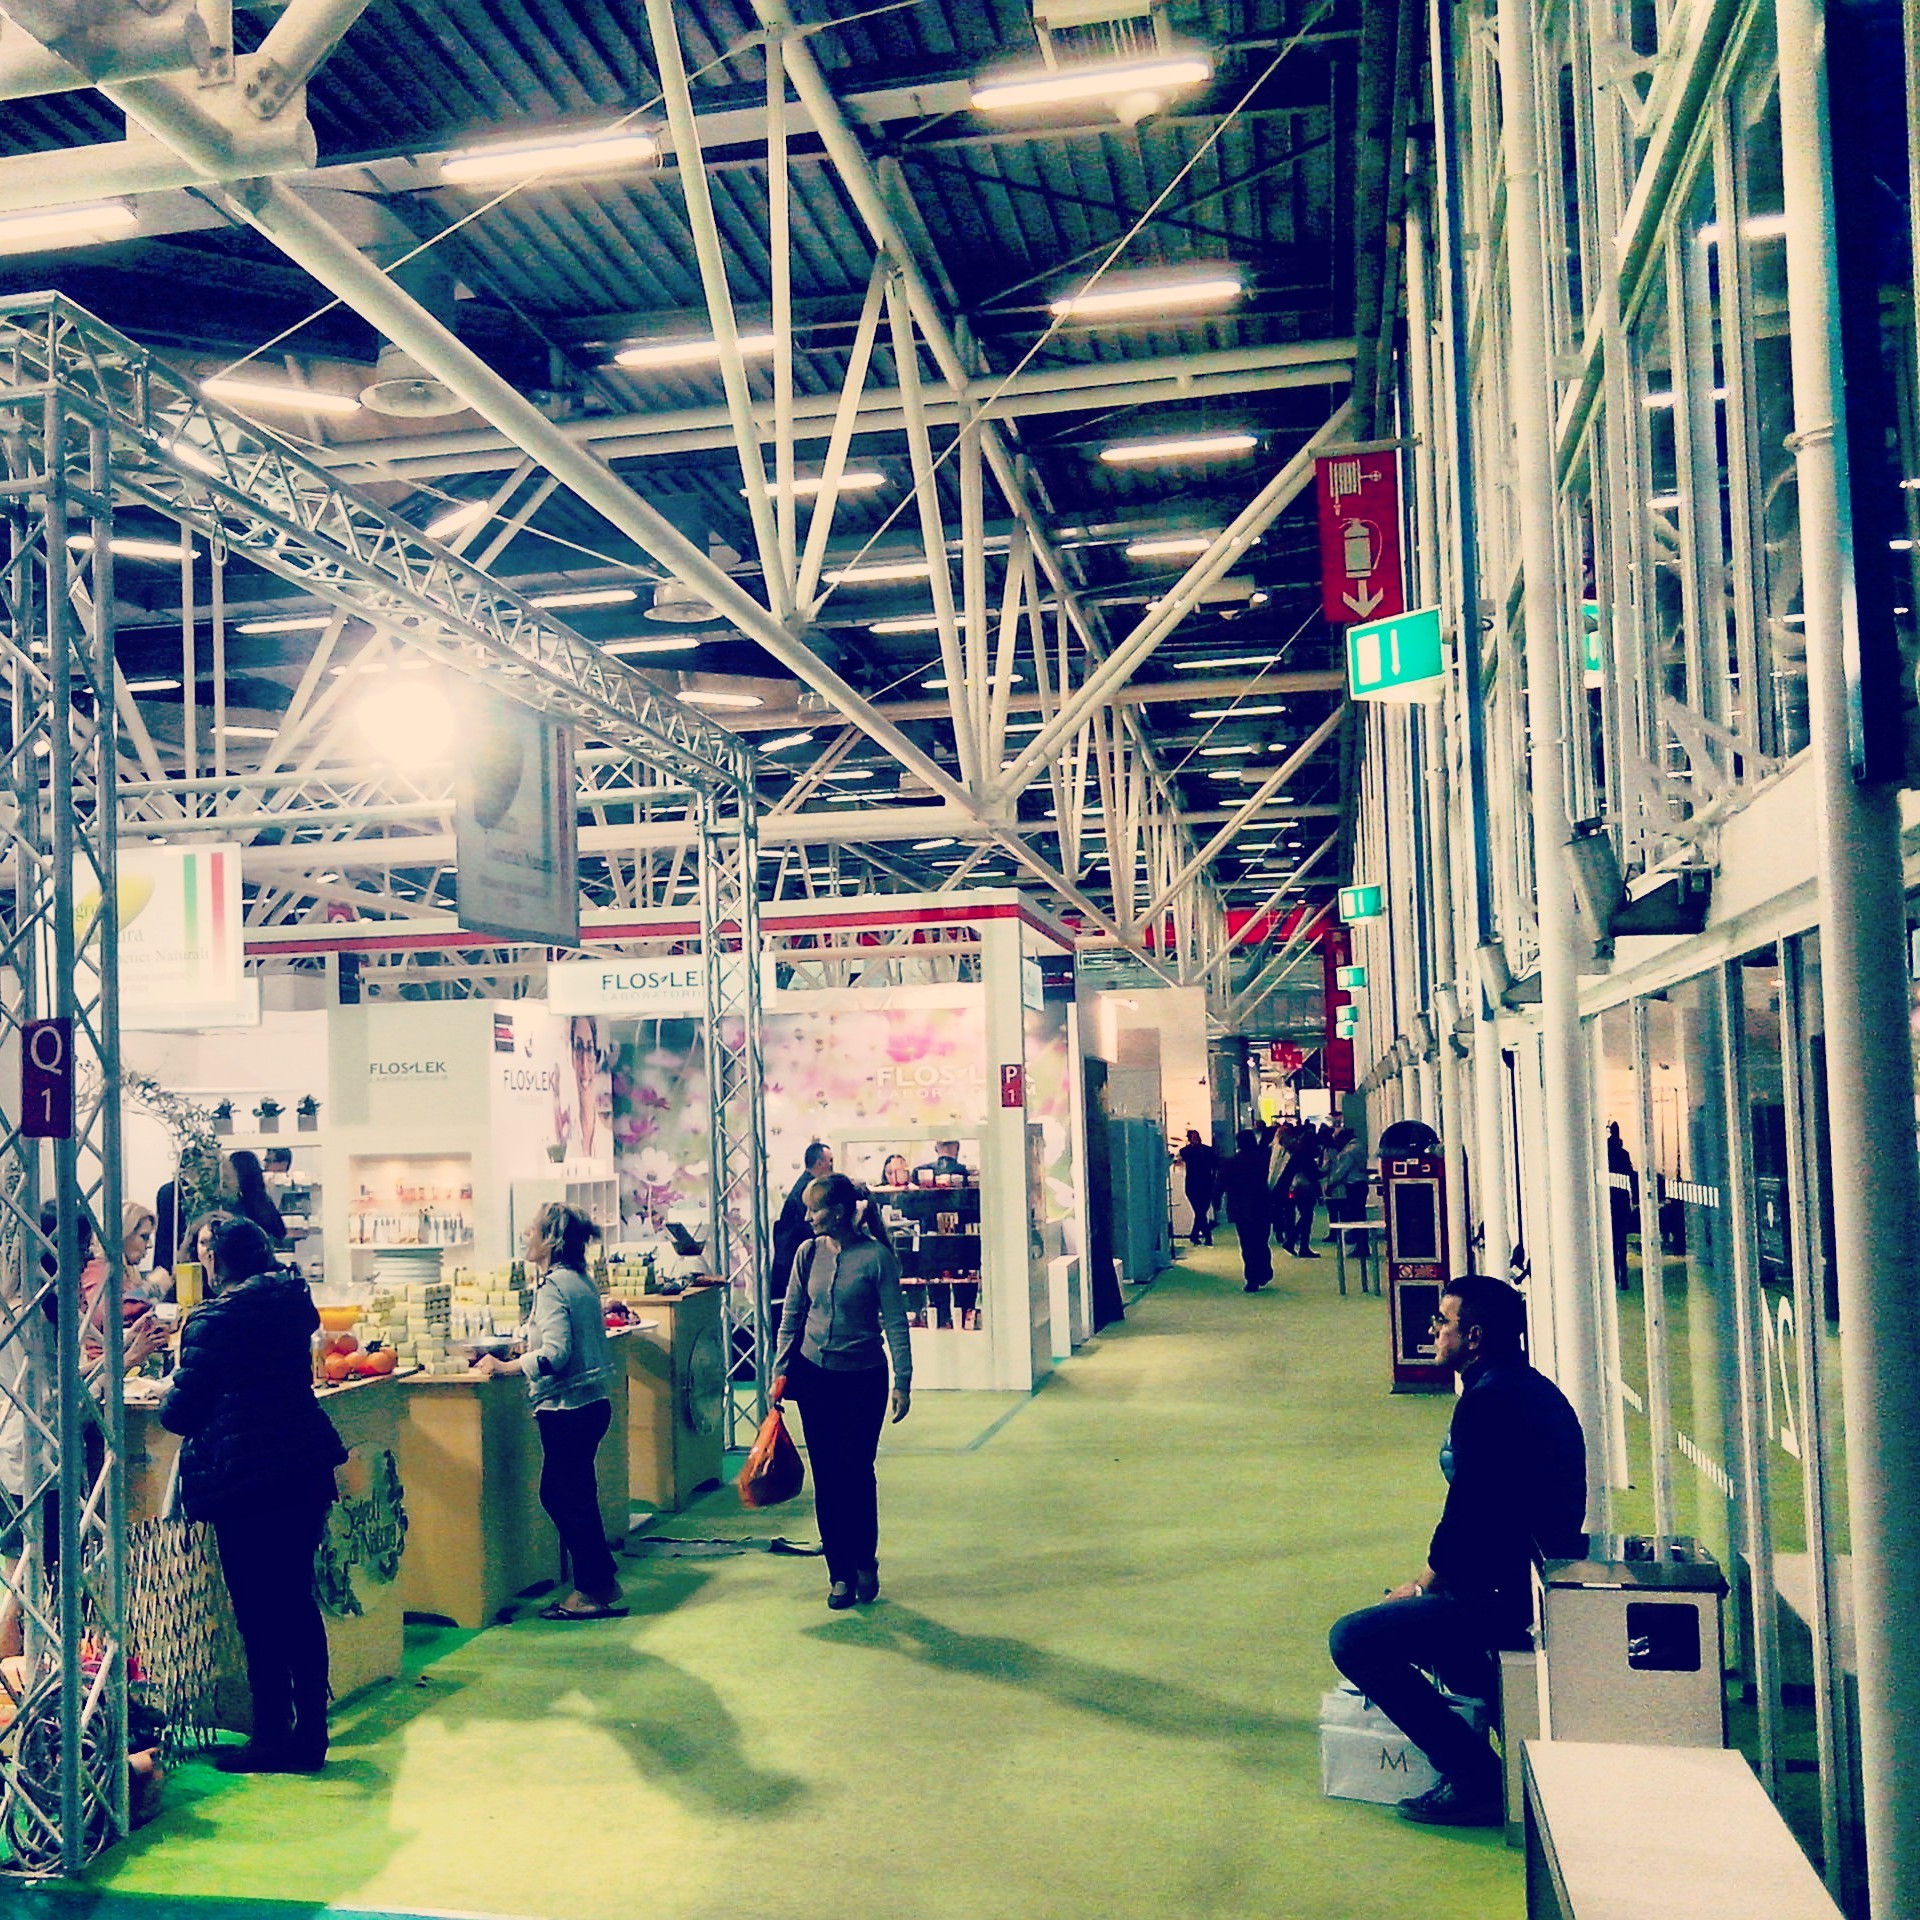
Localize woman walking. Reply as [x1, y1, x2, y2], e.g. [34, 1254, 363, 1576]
[471, 1202, 625, 1621]
[771, 1172, 912, 1609]
[159, 1219, 346, 1772]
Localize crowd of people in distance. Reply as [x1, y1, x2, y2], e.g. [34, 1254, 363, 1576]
[1178, 1118, 1369, 1292]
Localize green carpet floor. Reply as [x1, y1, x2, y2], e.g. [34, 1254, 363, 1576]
[85, 1235, 1521, 1920]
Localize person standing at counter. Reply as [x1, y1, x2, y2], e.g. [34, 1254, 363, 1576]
[226, 1150, 286, 1247]
[470, 1202, 625, 1622]
[159, 1219, 347, 1774]
[771, 1173, 912, 1611]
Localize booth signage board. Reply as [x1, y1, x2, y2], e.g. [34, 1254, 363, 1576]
[21, 1018, 72, 1139]
[1383, 1149, 1451, 1391]
[549, 958, 704, 1016]
[455, 691, 579, 948]
[1315, 451, 1405, 625]
[110, 843, 249, 1031]
[1338, 884, 1384, 922]
[1346, 606, 1444, 702]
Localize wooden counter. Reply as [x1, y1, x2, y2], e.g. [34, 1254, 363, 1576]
[395, 1332, 633, 1628]
[123, 1370, 409, 1736]
[620, 1286, 725, 1511]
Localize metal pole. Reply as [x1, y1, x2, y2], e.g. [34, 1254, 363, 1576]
[1429, 0, 1508, 1269]
[1495, 0, 1605, 1517]
[1777, 0, 1920, 1902]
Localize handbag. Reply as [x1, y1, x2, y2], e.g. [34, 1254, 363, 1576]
[738, 1405, 805, 1508]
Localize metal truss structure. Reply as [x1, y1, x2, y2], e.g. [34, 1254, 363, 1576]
[0, 295, 766, 1874]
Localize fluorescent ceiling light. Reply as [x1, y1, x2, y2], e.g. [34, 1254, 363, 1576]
[220, 723, 279, 739]
[441, 127, 661, 186]
[828, 768, 876, 781]
[326, 656, 432, 676]
[1191, 703, 1288, 719]
[1099, 432, 1257, 464]
[1171, 653, 1283, 671]
[1051, 274, 1241, 321]
[971, 53, 1211, 112]
[823, 558, 933, 586]
[202, 375, 360, 417]
[0, 199, 136, 253]
[426, 501, 487, 539]
[680, 689, 764, 709]
[762, 731, 814, 752]
[125, 676, 181, 693]
[68, 534, 191, 562]
[1126, 533, 1218, 559]
[1198, 743, 1259, 756]
[1648, 493, 1682, 510]
[925, 673, 1024, 690]
[1005, 719, 1048, 733]
[529, 586, 641, 609]
[746, 470, 887, 498]
[603, 635, 704, 655]
[238, 613, 333, 634]
[615, 331, 777, 370]
[869, 611, 967, 634]
[913, 837, 957, 850]
[1892, 539, 1915, 553]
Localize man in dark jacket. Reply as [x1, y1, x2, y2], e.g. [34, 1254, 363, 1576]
[161, 1219, 346, 1773]
[1179, 1129, 1219, 1245]
[770, 1143, 833, 1312]
[1223, 1130, 1272, 1292]
[1328, 1273, 1586, 1827]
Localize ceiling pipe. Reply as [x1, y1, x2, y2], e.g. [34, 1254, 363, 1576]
[321, 341, 1356, 482]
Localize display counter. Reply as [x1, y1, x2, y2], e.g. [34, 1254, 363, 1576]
[395, 1328, 638, 1628]
[123, 1370, 409, 1737]
[621, 1286, 725, 1510]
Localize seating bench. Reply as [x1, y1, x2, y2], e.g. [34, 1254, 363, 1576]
[1522, 1741, 1842, 1920]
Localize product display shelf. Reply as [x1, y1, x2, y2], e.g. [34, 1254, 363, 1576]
[878, 1183, 987, 1334]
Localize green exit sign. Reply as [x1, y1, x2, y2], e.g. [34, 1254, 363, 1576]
[1346, 604, 1445, 701]
[1338, 884, 1384, 922]
[1336, 964, 1368, 990]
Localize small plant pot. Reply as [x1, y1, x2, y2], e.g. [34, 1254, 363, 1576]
[256, 1113, 281, 1135]
[544, 1144, 567, 1164]
[297, 1112, 318, 1133]
[213, 1114, 233, 1137]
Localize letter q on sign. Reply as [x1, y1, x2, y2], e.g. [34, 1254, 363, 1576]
[23, 1017, 73, 1140]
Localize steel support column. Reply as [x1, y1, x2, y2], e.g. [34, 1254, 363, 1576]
[1777, 0, 1920, 1903]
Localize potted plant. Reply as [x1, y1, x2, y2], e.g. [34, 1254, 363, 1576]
[296, 1094, 322, 1133]
[253, 1097, 284, 1136]
[211, 1100, 233, 1138]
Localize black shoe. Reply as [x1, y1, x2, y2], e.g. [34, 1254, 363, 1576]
[826, 1580, 856, 1610]
[214, 1741, 325, 1776]
[1296, 1248, 1320, 1259]
[1398, 1777, 1503, 1827]
[853, 1564, 880, 1605]
[1244, 1280, 1268, 1292]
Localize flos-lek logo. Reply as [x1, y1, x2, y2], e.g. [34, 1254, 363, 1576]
[876, 1062, 985, 1090]
[369, 1059, 449, 1079]
[500, 1065, 560, 1094]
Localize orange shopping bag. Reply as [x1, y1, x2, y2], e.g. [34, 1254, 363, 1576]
[738, 1403, 805, 1508]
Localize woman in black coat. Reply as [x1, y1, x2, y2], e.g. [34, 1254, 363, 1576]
[159, 1218, 345, 1773]
[226, 1150, 286, 1245]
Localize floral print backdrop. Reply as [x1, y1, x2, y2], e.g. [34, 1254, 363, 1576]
[613, 1003, 991, 1234]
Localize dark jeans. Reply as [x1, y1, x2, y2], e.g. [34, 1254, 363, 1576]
[1287, 1186, 1321, 1256]
[1269, 1186, 1295, 1249]
[1328, 1592, 1507, 1789]
[213, 1486, 333, 1755]
[1236, 1216, 1271, 1289]
[790, 1354, 889, 1585]
[536, 1399, 617, 1597]
[1186, 1188, 1215, 1243]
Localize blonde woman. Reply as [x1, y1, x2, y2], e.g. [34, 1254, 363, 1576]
[471, 1203, 624, 1621]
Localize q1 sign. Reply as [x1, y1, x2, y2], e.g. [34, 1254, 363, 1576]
[22, 1018, 73, 1140]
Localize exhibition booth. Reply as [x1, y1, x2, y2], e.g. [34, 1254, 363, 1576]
[102, 885, 1092, 1754]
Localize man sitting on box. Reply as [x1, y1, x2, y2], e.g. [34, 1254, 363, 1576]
[1328, 1273, 1587, 1827]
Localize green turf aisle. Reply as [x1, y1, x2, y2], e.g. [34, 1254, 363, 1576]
[90, 1235, 1521, 1920]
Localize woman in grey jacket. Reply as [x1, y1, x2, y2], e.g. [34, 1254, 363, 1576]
[771, 1173, 911, 1609]
[471, 1202, 624, 1621]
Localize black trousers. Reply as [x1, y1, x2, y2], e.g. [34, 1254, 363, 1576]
[213, 1486, 333, 1755]
[1185, 1184, 1215, 1242]
[1235, 1215, 1271, 1289]
[1327, 1593, 1506, 1788]
[790, 1355, 889, 1585]
[1287, 1185, 1321, 1255]
[536, 1399, 617, 1597]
